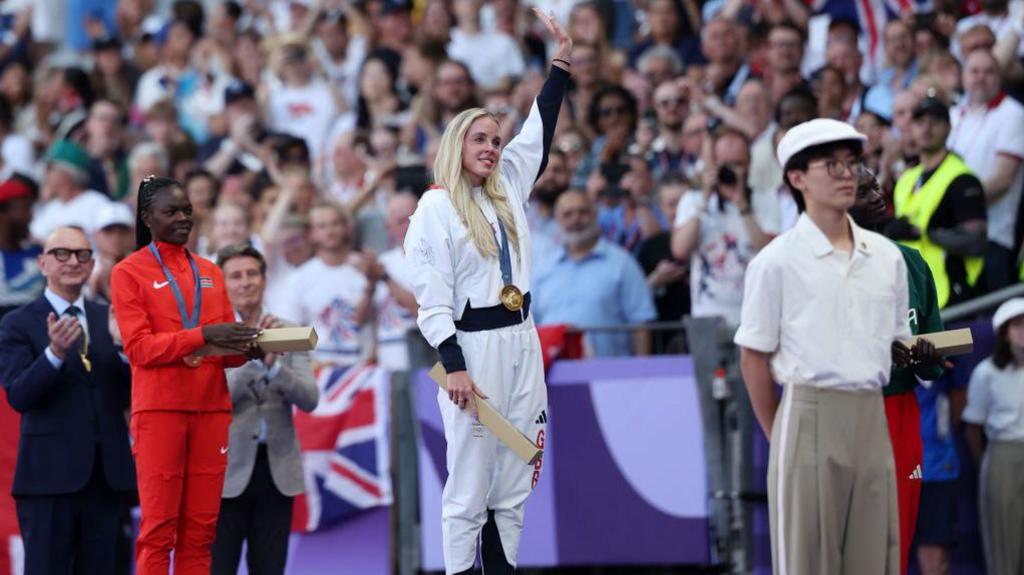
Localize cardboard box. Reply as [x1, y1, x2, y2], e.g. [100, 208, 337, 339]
[198, 326, 318, 356]
[902, 327, 973, 356]
[428, 363, 543, 466]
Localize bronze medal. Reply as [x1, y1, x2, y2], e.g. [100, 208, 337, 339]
[500, 284, 524, 312]
[183, 354, 202, 368]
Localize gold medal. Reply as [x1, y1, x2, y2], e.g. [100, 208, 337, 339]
[183, 355, 202, 368]
[81, 355, 92, 373]
[500, 284, 524, 311]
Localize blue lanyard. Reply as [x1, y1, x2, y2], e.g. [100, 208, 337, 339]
[148, 242, 202, 329]
[496, 218, 513, 286]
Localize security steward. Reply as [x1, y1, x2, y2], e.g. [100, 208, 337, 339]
[889, 94, 988, 308]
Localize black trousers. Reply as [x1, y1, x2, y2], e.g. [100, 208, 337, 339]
[454, 510, 517, 575]
[15, 451, 123, 575]
[211, 444, 294, 575]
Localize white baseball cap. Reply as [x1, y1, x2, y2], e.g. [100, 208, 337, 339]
[93, 202, 134, 232]
[993, 298, 1024, 332]
[776, 118, 867, 169]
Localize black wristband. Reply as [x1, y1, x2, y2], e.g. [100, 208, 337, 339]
[438, 335, 467, 374]
[553, 58, 571, 67]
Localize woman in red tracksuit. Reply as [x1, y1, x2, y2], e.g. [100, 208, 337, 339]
[111, 176, 263, 575]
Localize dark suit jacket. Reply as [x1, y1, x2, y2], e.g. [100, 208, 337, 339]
[0, 296, 136, 496]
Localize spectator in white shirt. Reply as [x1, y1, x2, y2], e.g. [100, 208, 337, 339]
[312, 10, 366, 109]
[30, 140, 112, 242]
[265, 41, 339, 161]
[447, 0, 525, 90]
[948, 49, 1024, 290]
[0, 97, 34, 183]
[671, 127, 777, 327]
[133, 19, 197, 114]
[369, 192, 419, 371]
[280, 201, 374, 366]
[953, 0, 1024, 59]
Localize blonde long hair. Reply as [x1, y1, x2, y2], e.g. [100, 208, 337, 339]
[434, 108, 520, 260]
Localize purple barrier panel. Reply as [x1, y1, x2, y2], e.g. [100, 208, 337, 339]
[279, 507, 390, 575]
[414, 355, 711, 569]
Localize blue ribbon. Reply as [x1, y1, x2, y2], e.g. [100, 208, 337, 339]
[496, 219, 513, 287]
[148, 242, 202, 329]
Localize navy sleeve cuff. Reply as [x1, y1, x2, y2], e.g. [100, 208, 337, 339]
[438, 335, 467, 374]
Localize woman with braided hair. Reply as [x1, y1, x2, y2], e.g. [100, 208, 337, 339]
[404, 9, 571, 575]
[110, 176, 261, 575]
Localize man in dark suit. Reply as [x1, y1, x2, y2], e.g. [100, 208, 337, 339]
[0, 226, 136, 575]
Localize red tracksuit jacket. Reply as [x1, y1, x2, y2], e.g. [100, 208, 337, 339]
[110, 241, 245, 414]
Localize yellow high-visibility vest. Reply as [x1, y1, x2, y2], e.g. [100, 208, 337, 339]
[893, 153, 984, 308]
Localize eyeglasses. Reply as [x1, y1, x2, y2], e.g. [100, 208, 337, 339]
[46, 248, 94, 263]
[809, 158, 865, 179]
[657, 97, 685, 109]
[598, 105, 629, 118]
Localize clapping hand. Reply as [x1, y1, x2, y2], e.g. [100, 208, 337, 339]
[47, 312, 82, 360]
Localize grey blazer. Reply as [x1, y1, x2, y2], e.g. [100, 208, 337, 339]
[223, 319, 319, 498]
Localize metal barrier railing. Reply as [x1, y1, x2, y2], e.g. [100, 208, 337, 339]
[942, 282, 1024, 323]
[564, 321, 691, 356]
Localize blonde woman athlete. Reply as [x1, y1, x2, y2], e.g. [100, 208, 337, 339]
[404, 10, 571, 575]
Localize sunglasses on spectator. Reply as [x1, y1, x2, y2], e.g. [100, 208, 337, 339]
[808, 158, 866, 179]
[599, 105, 629, 118]
[46, 248, 94, 263]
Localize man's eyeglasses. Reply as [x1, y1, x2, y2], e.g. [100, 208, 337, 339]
[46, 248, 94, 263]
[657, 97, 686, 109]
[809, 158, 866, 179]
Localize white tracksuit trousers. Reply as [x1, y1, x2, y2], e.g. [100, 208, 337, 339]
[438, 317, 548, 574]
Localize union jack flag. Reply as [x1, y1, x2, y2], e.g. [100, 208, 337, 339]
[291, 363, 393, 532]
[811, 0, 932, 70]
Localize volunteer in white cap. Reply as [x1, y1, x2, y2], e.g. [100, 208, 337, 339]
[963, 298, 1024, 575]
[735, 118, 911, 574]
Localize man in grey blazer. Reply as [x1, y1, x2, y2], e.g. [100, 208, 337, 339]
[211, 244, 319, 575]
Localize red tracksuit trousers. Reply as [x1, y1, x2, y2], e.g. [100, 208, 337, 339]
[131, 410, 231, 575]
[884, 392, 923, 575]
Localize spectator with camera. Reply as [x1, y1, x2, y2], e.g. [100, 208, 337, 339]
[671, 127, 778, 328]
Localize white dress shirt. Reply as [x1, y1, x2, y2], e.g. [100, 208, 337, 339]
[948, 94, 1024, 249]
[404, 98, 548, 348]
[734, 213, 912, 391]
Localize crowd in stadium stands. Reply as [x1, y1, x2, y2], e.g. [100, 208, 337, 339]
[5, 0, 1024, 360]
[2, 0, 1024, 571]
